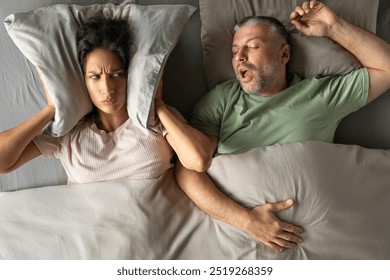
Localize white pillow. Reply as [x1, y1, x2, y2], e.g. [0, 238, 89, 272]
[5, 2, 196, 136]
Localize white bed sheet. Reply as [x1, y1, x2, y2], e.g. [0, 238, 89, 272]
[1, 141, 389, 260]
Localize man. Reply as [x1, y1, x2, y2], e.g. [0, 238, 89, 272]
[175, 1, 390, 252]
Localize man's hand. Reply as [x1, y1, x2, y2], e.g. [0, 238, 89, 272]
[245, 199, 304, 252]
[290, 1, 339, 37]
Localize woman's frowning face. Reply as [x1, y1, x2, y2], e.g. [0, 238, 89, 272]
[84, 48, 127, 116]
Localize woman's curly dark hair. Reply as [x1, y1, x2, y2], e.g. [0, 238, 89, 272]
[76, 16, 133, 71]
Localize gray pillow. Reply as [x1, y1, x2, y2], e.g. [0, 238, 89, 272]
[5, 1, 196, 136]
[199, 0, 379, 89]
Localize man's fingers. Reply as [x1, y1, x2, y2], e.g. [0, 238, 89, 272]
[298, 1, 318, 14]
[292, 1, 319, 22]
[291, 19, 306, 33]
[272, 238, 298, 250]
[265, 241, 285, 253]
[268, 230, 304, 252]
[290, 12, 307, 33]
[289, 11, 300, 21]
[251, 200, 305, 253]
[266, 199, 305, 233]
[268, 199, 294, 212]
[294, 5, 305, 16]
[281, 221, 304, 235]
[278, 231, 304, 244]
[302, 1, 310, 13]
[265, 230, 304, 252]
[310, 0, 321, 9]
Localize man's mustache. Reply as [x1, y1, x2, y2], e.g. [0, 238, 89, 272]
[238, 62, 257, 70]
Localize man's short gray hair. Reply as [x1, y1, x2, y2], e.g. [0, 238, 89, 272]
[234, 16, 289, 45]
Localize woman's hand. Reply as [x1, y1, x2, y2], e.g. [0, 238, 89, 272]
[44, 85, 54, 109]
[154, 78, 164, 111]
[155, 78, 163, 101]
[36, 67, 55, 109]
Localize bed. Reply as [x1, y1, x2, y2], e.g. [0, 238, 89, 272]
[1, 0, 390, 260]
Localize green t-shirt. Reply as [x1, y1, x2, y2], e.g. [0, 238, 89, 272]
[191, 68, 369, 154]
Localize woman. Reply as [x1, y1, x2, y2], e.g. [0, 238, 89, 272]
[0, 16, 212, 184]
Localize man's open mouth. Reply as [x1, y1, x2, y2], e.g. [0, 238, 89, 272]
[238, 66, 253, 82]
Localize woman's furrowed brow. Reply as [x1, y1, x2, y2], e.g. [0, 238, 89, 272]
[87, 68, 124, 74]
[111, 68, 125, 73]
[87, 70, 100, 74]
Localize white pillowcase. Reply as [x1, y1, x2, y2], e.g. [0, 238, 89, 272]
[5, 2, 196, 136]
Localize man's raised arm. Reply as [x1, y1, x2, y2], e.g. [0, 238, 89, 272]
[290, 0, 390, 103]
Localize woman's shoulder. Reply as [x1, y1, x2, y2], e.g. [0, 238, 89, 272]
[73, 118, 91, 130]
[64, 117, 94, 139]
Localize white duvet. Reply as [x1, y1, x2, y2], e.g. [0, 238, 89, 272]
[0, 141, 389, 259]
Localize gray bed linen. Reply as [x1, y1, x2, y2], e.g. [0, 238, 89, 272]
[2, 0, 389, 192]
[0, 141, 389, 260]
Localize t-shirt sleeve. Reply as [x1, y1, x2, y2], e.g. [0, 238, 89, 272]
[190, 86, 224, 137]
[320, 68, 369, 120]
[32, 134, 62, 158]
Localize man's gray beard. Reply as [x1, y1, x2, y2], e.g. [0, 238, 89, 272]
[239, 76, 270, 95]
[237, 65, 278, 96]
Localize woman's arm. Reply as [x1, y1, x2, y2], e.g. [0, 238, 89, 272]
[0, 68, 55, 173]
[155, 80, 213, 172]
[0, 106, 54, 173]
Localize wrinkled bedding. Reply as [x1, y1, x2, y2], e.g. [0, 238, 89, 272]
[0, 141, 389, 259]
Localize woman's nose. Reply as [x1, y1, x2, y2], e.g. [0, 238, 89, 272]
[101, 76, 113, 95]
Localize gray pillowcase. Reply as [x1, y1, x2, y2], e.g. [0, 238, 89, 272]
[5, 1, 196, 136]
[199, 0, 379, 89]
